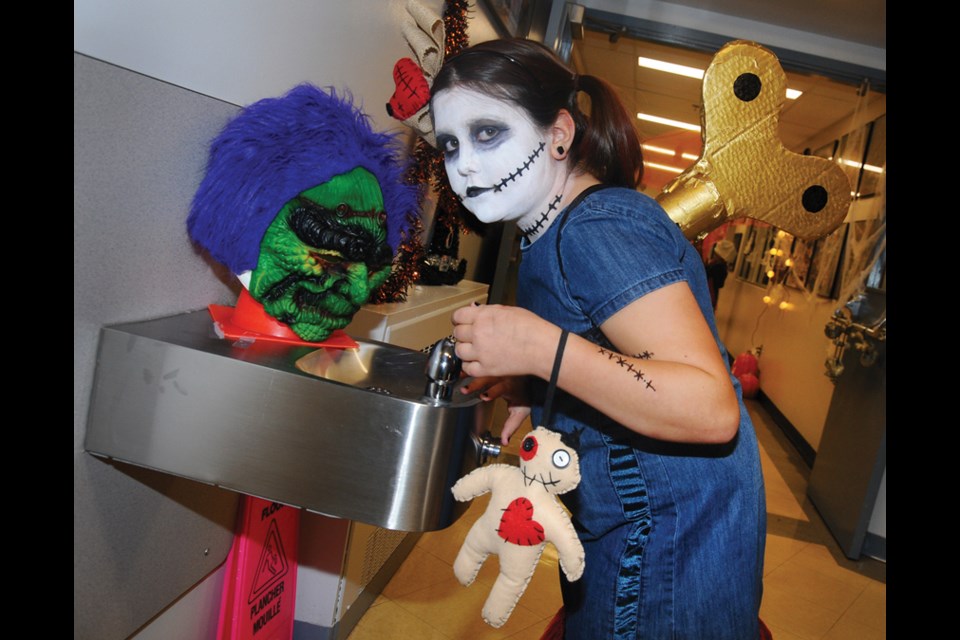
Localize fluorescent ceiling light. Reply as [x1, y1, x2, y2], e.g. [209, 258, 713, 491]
[638, 56, 703, 80]
[641, 144, 700, 162]
[639, 56, 802, 99]
[640, 144, 700, 161]
[645, 161, 685, 174]
[637, 112, 701, 132]
[641, 144, 676, 157]
[841, 159, 885, 174]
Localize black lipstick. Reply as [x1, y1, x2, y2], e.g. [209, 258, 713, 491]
[465, 186, 492, 198]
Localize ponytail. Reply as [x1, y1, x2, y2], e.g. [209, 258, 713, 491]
[570, 74, 644, 189]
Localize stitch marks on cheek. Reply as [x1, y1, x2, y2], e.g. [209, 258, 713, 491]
[599, 347, 657, 391]
[493, 141, 546, 192]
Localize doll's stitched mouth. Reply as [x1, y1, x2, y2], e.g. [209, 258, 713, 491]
[521, 467, 560, 490]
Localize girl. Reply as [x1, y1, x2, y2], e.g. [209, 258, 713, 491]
[433, 38, 766, 639]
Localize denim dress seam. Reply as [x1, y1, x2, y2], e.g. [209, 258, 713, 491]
[600, 435, 654, 638]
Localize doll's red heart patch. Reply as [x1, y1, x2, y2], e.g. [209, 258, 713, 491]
[497, 497, 545, 546]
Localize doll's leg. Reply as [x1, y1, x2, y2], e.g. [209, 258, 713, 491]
[481, 544, 544, 628]
[453, 521, 491, 586]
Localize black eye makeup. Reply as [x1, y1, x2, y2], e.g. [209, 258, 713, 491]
[436, 119, 512, 159]
[476, 126, 500, 143]
[472, 122, 509, 147]
[436, 134, 459, 156]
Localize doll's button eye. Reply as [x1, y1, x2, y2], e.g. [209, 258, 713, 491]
[552, 450, 570, 468]
[336, 203, 349, 217]
[520, 436, 538, 461]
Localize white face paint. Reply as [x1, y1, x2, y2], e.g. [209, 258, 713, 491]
[432, 88, 566, 227]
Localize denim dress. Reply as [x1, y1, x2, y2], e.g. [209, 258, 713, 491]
[518, 186, 766, 639]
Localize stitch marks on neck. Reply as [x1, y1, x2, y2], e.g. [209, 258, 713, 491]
[520, 194, 563, 239]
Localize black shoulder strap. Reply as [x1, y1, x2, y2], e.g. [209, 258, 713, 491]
[554, 184, 616, 332]
[554, 184, 614, 281]
[540, 329, 569, 429]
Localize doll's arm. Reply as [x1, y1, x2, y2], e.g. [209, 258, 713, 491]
[451, 464, 512, 502]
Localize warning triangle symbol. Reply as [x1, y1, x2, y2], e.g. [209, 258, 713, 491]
[247, 518, 289, 604]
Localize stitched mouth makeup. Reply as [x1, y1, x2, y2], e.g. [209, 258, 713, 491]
[463, 140, 545, 199]
[492, 141, 545, 192]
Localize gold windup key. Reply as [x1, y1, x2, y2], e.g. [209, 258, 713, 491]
[657, 41, 851, 242]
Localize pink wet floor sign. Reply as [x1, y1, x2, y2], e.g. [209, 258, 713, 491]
[218, 496, 300, 640]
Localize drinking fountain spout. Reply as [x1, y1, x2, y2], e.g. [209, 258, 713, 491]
[424, 337, 461, 403]
[424, 337, 502, 464]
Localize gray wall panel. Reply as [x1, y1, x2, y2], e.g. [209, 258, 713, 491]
[74, 52, 241, 639]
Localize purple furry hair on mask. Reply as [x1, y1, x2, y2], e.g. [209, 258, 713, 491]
[188, 84, 419, 274]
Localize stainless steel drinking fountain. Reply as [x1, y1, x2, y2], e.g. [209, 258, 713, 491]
[84, 310, 497, 532]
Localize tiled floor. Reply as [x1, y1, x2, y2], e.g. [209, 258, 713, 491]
[347, 399, 886, 639]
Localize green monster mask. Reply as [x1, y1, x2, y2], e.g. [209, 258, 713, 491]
[248, 167, 392, 342]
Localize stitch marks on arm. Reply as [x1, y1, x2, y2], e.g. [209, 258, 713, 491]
[599, 347, 656, 390]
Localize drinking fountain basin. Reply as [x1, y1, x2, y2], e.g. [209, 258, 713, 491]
[84, 310, 494, 531]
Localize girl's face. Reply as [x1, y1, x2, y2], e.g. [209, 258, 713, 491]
[433, 87, 564, 225]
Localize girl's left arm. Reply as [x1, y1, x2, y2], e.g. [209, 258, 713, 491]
[451, 283, 740, 444]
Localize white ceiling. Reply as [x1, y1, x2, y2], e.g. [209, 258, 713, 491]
[654, 0, 885, 49]
[567, 1, 886, 192]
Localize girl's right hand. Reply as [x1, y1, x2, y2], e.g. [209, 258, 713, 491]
[461, 375, 531, 445]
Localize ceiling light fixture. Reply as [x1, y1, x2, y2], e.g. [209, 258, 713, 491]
[638, 56, 802, 99]
[637, 57, 703, 80]
[645, 161, 685, 174]
[841, 159, 884, 174]
[641, 144, 676, 157]
[637, 112, 701, 132]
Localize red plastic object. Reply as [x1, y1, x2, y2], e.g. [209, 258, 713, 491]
[732, 351, 759, 377]
[738, 372, 760, 398]
[759, 617, 774, 639]
[208, 288, 359, 349]
[539, 607, 565, 640]
[217, 496, 301, 640]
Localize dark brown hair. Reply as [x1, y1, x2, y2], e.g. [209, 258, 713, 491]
[431, 38, 644, 188]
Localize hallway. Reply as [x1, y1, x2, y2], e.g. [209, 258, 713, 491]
[347, 399, 886, 639]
